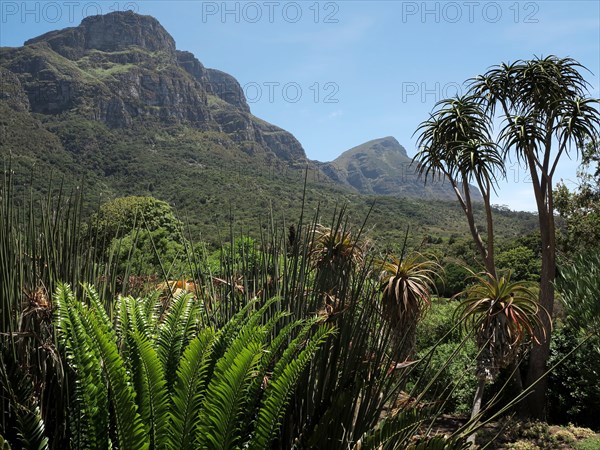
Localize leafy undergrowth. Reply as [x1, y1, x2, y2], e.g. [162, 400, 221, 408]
[428, 417, 600, 449]
[478, 420, 600, 449]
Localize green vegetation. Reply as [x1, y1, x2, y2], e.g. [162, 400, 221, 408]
[547, 252, 600, 430]
[2, 33, 599, 450]
[555, 141, 600, 256]
[456, 272, 547, 444]
[1, 177, 480, 449]
[477, 421, 600, 449]
[55, 286, 333, 449]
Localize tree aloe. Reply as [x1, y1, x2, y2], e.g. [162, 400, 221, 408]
[414, 94, 505, 277]
[469, 56, 600, 417]
[455, 271, 548, 443]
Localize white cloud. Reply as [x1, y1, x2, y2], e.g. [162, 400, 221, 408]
[327, 109, 343, 120]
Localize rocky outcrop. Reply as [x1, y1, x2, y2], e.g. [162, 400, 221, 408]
[0, 66, 30, 111]
[176, 50, 209, 83]
[205, 69, 250, 113]
[25, 11, 176, 61]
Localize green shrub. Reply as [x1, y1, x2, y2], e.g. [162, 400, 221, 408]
[416, 297, 461, 349]
[435, 263, 472, 298]
[496, 245, 540, 281]
[548, 325, 600, 430]
[414, 340, 477, 415]
[88, 196, 184, 252]
[577, 437, 600, 450]
[111, 227, 188, 276]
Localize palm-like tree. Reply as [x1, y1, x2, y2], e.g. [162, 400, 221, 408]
[376, 253, 440, 361]
[454, 271, 548, 442]
[414, 94, 505, 277]
[469, 56, 600, 416]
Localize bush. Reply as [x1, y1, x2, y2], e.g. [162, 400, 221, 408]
[111, 227, 188, 276]
[88, 196, 184, 253]
[435, 263, 471, 298]
[577, 437, 600, 450]
[496, 245, 540, 281]
[416, 297, 461, 349]
[413, 298, 478, 415]
[548, 324, 600, 430]
[414, 340, 477, 415]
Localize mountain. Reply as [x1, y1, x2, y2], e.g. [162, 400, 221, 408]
[319, 137, 482, 201]
[1, 12, 527, 246]
[1, 11, 305, 162]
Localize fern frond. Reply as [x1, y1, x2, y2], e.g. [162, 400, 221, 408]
[54, 283, 108, 449]
[120, 296, 147, 416]
[82, 283, 112, 332]
[271, 316, 321, 381]
[197, 327, 265, 450]
[131, 331, 170, 450]
[212, 298, 260, 358]
[0, 350, 48, 450]
[130, 296, 156, 340]
[0, 433, 12, 450]
[82, 306, 148, 450]
[245, 314, 299, 413]
[249, 324, 334, 450]
[246, 297, 282, 328]
[352, 409, 426, 450]
[169, 328, 216, 450]
[115, 295, 130, 349]
[155, 293, 196, 389]
[142, 291, 161, 332]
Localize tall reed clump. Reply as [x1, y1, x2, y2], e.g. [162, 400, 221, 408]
[213, 207, 472, 449]
[0, 167, 125, 449]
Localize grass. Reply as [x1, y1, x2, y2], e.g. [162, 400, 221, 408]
[577, 437, 600, 450]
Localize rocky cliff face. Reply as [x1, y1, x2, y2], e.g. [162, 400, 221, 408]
[319, 137, 482, 200]
[25, 11, 177, 60]
[2, 11, 306, 162]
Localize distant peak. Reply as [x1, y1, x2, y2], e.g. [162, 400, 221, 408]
[335, 136, 408, 161]
[373, 136, 400, 145]
[366, 136, 404, 151]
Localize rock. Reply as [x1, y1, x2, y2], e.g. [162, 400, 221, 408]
[205, 68, 250, 113]
[25, 11, 176, 61]
[0, 66, 30, 111]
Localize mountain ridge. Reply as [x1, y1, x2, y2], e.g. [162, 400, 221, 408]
[0, 11, 486, 236]
[318, 137, 481, 200]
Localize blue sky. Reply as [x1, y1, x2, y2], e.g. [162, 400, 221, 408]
[2, 0, 599, 211]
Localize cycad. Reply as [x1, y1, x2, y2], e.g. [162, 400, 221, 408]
[54, 283, 332, 449]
